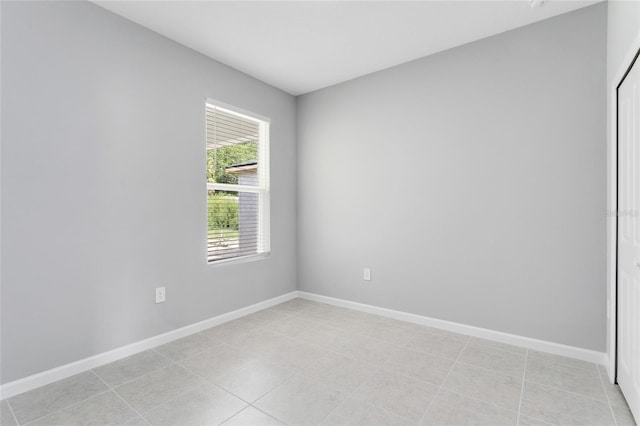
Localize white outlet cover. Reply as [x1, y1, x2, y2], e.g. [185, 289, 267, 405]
[155, 287, 166, 304]
[363, 268, 371, 281]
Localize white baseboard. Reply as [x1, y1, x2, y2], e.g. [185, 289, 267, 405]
[0, 291, 298, 400]
[603, 354, 615, 384]
[298, 291, 607, 366]
[1, 289, 608, 399]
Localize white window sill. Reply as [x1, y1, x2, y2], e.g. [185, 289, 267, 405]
[207, 252, 270, 267]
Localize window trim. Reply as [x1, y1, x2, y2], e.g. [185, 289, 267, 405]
[206, 98, 271, 124]
[205, 251, 270, 268]
[205, 98, 271, 265]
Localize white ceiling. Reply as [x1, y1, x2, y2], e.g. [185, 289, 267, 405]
[93, 0, 601, 95]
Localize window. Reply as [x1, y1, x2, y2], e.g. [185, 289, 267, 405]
[206, 100, 270, 263]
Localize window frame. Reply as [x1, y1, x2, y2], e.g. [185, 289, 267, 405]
[205, 98, 271, 265]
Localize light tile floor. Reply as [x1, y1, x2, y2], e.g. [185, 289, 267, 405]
[1, 298, 637, 426]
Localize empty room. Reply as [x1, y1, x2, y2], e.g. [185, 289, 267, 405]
[1, 0, 639, 425]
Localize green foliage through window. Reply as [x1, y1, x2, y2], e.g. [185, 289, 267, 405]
[206, 142, 256, 231]
[207, 192, 238, 230]
[206, 141, 257, 184]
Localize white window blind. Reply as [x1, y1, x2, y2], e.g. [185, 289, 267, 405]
[206, 101, 270, 263]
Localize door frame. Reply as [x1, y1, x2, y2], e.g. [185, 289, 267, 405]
[609, 42, 640, 384]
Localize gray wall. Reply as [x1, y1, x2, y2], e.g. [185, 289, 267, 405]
[0, 1, 297, 383]
[607, 0, 640, 82]
[297, 4, 607, 351]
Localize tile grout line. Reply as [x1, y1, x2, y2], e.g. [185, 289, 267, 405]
[97, 348, 233, 422]
[245, 373, 297, 424]
[5, 399, 20, 426]
[428, 387, 520, 417]
[89, 370, 151, 425]
[312, 365, 411, 424]
[295, 312, 414, 351]
[268, 319, 416, 425]
[297, 310, 478, 380]
[203, 395, 247, 426]
[416, 336, 472, 426]
[454, 358, 525, 380]
[93, 348, 178, 390]
[9, 332, 239, 424]
[247, 326, 387, 425]
[12, 312, 279, 422]
[236, 338, 393, 424]
[327, 389, 416, 426]
[303, 308, 498, 424]
[465, 339, 530, 358]
[171, 333, 229, 359]
[310, 301, 599, 369]
[527, 356, 602, 374]
[178, 355, 286, 406]
[5, 300, 607, 426]
[596, 364, 620, 426]
[313, 364, 390, 425]
[301, 308, 452, 423]
[381, 333, 527, 389]
[465, 337, 529, 357]
[144, 379, 231, 420]
[290, 328, 396, 371]
[216, 403, 261, 426]
[20, 389, 113, 426]
[169, 356, 268, 419]
[306, 301, 605, 423]
[7, 302, 314, 426]
[173, 358, 247, 397]
[515, 348, 529, 426]
[186, 302, 607, 424]
[134, 310, 476, 423]
[524, 378, 615, 405]
[244, 405, 286, 425]
[152, 347, 182, 364]
[303, 304, 526, 357]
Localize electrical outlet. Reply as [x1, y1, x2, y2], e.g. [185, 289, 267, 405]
[155, 286, 166, 304]
[363, 267, 371, 281]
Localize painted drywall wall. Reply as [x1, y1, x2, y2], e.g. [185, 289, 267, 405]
[0, 1, 297, 383]
[607, 0, 640, 80]
[297, 4, 607, 351]
[606, 0, 640, 367]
